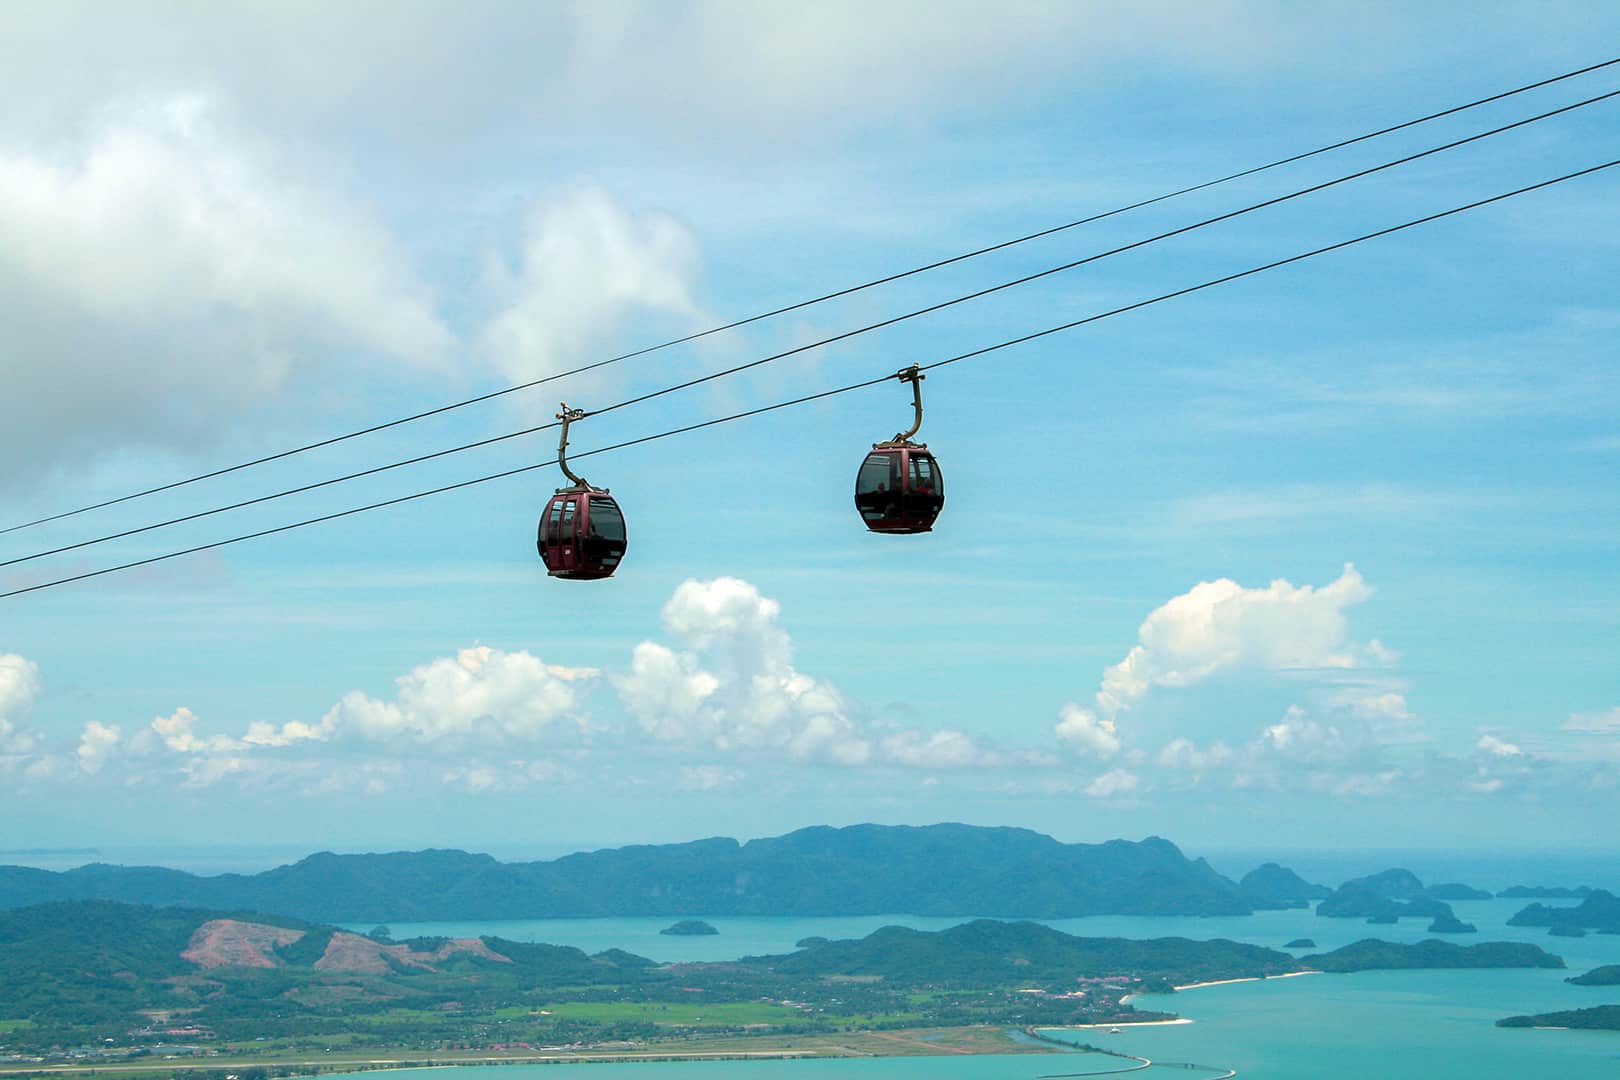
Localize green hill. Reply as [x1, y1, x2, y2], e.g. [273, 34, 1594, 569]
[1303, 938, 1564, 972]
[1499, 1005, 1620, 1030]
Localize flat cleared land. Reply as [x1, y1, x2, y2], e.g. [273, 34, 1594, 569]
[0, 1025, 1060, 1078]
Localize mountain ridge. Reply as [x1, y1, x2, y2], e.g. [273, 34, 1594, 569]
[0, 824, 1253, 922]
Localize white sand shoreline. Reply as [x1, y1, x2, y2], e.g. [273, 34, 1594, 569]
[1175, 970, 1322, 992]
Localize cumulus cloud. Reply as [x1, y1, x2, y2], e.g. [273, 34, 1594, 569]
[879, 729, 997, 769]
[1156, 737, 1234, 771]
[1564, 707, 1620, 734]
[482, 187, 701, 403]
[75, 721, 120, 774]
[1095, 565, 1379, 717]
[614, 577, 872, 765]
[323, 646, 595, 745]
[1054, 703, 1120, 757]
[0, 653, 42, 753]
[1085, 768, 1140, 799]
[678, 764, 743, 791]
[0, 96, 451, 483]
[1477, 733, 1523, 758]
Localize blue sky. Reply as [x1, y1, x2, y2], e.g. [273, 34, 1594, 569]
[2, 3, 1618, 862]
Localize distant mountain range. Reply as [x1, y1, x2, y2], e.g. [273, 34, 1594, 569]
[0, 824, 1255, 922]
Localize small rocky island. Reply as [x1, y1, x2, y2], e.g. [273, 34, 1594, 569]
[1284, 938, 1317, 949]
[660, 919, 720, 936]
[1568, 964, 1620, 986]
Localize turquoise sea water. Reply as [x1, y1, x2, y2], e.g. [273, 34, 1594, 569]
[341, 893, 1620, 1079]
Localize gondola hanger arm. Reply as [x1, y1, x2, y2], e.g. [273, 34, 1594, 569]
[889, 364, 925, 445]
[555, 403, 591, 490]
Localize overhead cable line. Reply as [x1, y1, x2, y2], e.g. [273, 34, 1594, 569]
[7, 86, 1616, 570]
[3, 86, 1620, 566]
[5, 55, 1617, 539]
[5, 156, 1614, 602]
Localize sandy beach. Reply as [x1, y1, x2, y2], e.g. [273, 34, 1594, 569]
[1175, 970, 1322, 992]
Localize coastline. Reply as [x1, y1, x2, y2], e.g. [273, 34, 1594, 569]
[1174, 970, 1322, 992]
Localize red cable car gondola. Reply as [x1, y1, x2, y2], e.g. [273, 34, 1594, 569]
[537, 404, 627, 580]
[854, 365, 943, 534]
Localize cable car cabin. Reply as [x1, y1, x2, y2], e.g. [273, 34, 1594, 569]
[854, 446, 944, 533]
[537, 490, 627, 579]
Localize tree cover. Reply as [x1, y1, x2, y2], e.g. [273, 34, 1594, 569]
[1507, 889, 1620, 932]
[1314, 868, 1499, 921]
[1301, 939, 1564, 972]
[1498, 1005, 1620, 1030]
[0, 825, 1254, 921]
[1567, 964, 1620, 986]
[660, 920, 718, 936]
[1236, 864, 1330, 910]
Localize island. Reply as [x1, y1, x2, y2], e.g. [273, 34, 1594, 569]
[1499, 1005, 1620, 1030]
[1284, 938, 1317, 949]
[1497, 885, 1594, 899]
[1507, 889, 1620, 932]
[1568, 964, 1620, 985]
[1316, 869, 1458, 921]
[0, 824, 1258, 921]
[1427, 914, 1477, 934]
[661, 918, 720, 936]
[1301, 939, 1564, 973]
[796, 935, 830, 948]
[1238, 863, 1331, 909]
[1425, 883, 1492, 900]
[1548, 925, 1587, 938]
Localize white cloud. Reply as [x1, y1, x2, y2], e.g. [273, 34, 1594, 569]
[0, 96, 451, 483]
[1477, 734, 1524, 758]
[614, 577, 871, 766]
[0, 654, 42, 753]
[323, 646, 595, 745]
[481, 187, 701, 405]
[149, 707, 244, 753]
[1085, 768, 1140, 799]
[678, 764, 742, 791]
[1156, 737, 1234, 771]
[1564, 707, 1620, 734]
[879, 729, 997, 769]
[1095, 565, 1378, 717]
[1053, 703, 1120, 757]
[75, 721, 120, 774]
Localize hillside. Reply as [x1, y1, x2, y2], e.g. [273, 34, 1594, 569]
[1237, 863, 1330, 909]
[0, 824, 1253, 921]
[1498, 1005, 1620, 1030]
[0, 901, 1291, 1052]
[1507, 889, 1620, 931]
[769, 919, 1298, 988]
[1302, 939, 1564, 972]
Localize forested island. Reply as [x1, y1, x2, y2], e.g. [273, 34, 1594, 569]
[1568, 964, 1620, 986]
[660, 919, 719, 936]
[0, 825, 1255, 921]
[1498, 1005, 1620, 1030]
[1507, 889, 1620, 932]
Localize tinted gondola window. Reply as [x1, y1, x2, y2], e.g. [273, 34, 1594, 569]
[909, 454, 940, 494]
[546, 500, 565, 546]
[856, 452, 899, 521]
[589, 497, 626, 542]
[560, 499, 576, 541]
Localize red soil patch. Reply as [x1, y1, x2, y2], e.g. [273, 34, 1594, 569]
[315, 932, 512, 973]
[183, 919, 305, 970]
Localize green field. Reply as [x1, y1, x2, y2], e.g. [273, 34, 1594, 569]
[0, 1020, 35, 1034]
[512, 1001, 804, 1026]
